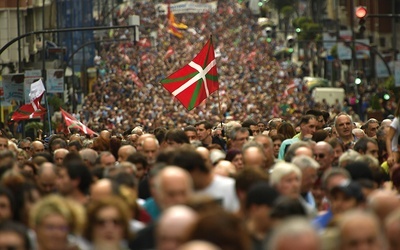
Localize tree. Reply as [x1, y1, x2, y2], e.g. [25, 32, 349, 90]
[269, 0, 297, 29]
[281, 6, 295, 39]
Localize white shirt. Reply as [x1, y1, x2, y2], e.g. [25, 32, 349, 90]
[390, 118, 400, 152]
[197, 175, 240, 212]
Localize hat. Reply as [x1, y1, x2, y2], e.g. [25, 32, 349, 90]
[246, 182, 280, 208]
[330, 180, 365, 202]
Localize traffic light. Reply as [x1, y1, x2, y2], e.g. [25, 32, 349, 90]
[355, 6, 367, 34]
[355, 71, 363, 85]
[287, 36, 294, 52]
[265, 27, 272, 42]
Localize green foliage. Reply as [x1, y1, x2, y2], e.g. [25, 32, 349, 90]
[293, 17, 321, 41]
[384, 76, 394, 91]
[270, 0, 296, 13]
[25, 122, 43, 131]
[330, 44, 338, 58]
[281, 6, 295, 18]
[48, 95, 66, 111]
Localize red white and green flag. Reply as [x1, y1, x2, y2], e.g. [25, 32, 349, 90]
[161, 38, 219, 110]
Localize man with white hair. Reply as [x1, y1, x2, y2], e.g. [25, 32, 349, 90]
[270, 162, 302, 199]
[270, 161, 316, 216]
[334, 113, 357, 150]
[79, 148, 98, 169]
[292, 155, 319, 208]
[268, 217, 321, 250]
[53, 148, 69, 167]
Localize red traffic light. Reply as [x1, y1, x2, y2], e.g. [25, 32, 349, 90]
[355, 6, 367, 18]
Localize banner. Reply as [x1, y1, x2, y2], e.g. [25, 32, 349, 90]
[24, 70, 42, 104]
[375, 56, 390, 78]
[355, 39, 370, 59]
[395, 61, 400, 87]
[337, 42, 352, 60]
[155, 1, 217, 16]
[46, 69, 64, 93]
[322, 33, 336, 55]
[3, 74, 24, 103]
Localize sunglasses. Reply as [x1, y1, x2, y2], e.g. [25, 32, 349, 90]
[314, 153, 325, 159]
[95, 218, 123, 227]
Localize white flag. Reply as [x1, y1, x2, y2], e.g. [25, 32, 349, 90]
[29, 79, 45, 102]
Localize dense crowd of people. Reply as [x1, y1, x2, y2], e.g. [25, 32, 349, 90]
[0, 1, 399, 250]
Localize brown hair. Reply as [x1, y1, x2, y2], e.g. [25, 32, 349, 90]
[84, 195, 131, 241]
[185, 210, 250, 250]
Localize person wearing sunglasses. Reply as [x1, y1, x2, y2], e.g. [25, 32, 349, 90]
[84, 196, 131, 250]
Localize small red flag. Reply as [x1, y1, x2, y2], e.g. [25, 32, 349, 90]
[60, 108, 97, 136]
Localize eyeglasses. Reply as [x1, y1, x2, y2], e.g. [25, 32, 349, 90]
[314, 153, 325, 159]
[20, 147, 30, 151]
[95, 218, 123, 227]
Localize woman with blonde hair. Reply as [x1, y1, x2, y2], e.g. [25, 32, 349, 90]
[30, 194, 86, 250]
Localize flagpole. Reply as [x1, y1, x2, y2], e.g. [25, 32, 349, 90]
[217, 88, 224, 134]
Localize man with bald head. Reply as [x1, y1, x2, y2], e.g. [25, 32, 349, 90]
[140, 137, 160, 168]
[156, 206, 198, 250]
[89, 178, 115, 201]
[118, 145, 136, 163]
[178, 241, 221, 250]
[153, 166, 193, 211]
[313, 141, 334, 172]
[213, 160, 236, 177]
[268, 218, 321, 250]
[368, 190, 400, 222]
[31, 141, 45, 156]
[339, 210, 385, 250]
[130, 168, 194, 250]
[242, 141, 267, 170]
[36, 162, 57, 196]
[385, 208, 400, 250]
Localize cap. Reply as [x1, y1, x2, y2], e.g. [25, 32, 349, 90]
[246, 182, 280, 208]
[330, 180, 365, 202]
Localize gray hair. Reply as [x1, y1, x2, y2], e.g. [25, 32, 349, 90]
[338, 149, 360, 167]
[268, 217, 320, 250]
[291, 155, 320, 170]
[270, 162, 302, 187]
